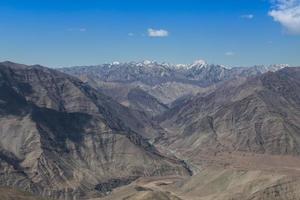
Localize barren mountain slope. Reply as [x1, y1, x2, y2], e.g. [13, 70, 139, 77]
[65, 73, 204, 113]
[158, 67, 300, 161]
[91, 169, 300, 200]
[0, 62, 190, 200]
[127, 88, 169, 117]
[0, 187, 47, 200]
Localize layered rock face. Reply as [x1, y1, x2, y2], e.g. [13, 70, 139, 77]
[0, 62, 189, 200]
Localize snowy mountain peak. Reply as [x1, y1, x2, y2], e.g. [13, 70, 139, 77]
[173, 60, 207, 70]
[269, 64, 289, 69]
[112, 61, 120, 65]
[188, 59, 208, 69]
[143, 60, 153, 65]
[134, 60, 157, 67]
[174, 64, 188, 69]
[193, 59, 207, 66]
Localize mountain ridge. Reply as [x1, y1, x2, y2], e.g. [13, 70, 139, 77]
[157, 67, 300, 161]
[0, 61, 190, 200]
[60, 60, 288, 86]
[59, 61, 289, 115]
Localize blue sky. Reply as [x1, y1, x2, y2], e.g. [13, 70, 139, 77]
[0, 0, 300, 67]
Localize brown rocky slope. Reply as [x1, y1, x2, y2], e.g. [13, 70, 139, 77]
[0, 62, 190, 200]
[158, 67, 300, 161]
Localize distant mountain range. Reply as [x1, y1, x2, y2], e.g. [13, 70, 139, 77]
[1, 60, 300, 200]
[59, 61, 288, 115]
[60, 60, 288, 86]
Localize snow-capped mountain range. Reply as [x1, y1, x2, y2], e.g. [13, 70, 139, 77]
[60, 60, 289, 86]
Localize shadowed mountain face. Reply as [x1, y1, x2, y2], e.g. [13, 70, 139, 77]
[159, 67, 300, 160]
[1, 62, 168, 140]
[127, 88, 169, 117]
[0, 62, 190, 200]
[95, 84, 169, 117]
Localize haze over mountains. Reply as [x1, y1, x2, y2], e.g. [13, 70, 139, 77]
[1, 60, 300, 200]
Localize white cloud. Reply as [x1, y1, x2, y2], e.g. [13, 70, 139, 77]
[269, 0, 300, 34]
[128, 32, 134, 37]
[225, 51, 235, 56]
[241, 14, 254, 19]
[148, 28, 169, 37]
